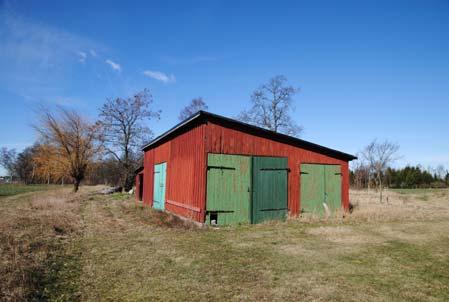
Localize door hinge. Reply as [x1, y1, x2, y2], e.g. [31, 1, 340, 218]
[207, 166, 236, 170]
[260, 168, 291, 172]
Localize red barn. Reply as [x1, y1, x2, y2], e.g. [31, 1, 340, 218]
[138, 111, 356, 225]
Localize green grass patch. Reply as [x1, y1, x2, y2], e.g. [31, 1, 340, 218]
[340, 240, 449, 301]
[0, 184, 64, 197]
[77, 196, 449, 301]
[110, 192, 131, 201]
[36, 241, 82, 302]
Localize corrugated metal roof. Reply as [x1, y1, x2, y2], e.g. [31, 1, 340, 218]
[142, 111, 357, 161]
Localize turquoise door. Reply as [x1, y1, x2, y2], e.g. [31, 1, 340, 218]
[153, 162, 167, 210]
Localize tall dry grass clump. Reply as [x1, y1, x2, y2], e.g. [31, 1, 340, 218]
[0, 188, 86, 301]
[348, 189, 449, 222]
[293, 189, 449, 224]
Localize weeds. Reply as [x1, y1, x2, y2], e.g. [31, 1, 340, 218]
[2, 187, 449, 301]
[0, 187, 93, 302]
[0, 184, 65, 198]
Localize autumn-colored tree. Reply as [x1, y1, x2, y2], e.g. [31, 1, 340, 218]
[32, 144, 70, 184]
[35, 107, 100, 192]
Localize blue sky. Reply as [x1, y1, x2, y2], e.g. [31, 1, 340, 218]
[1, 0, 449, 174]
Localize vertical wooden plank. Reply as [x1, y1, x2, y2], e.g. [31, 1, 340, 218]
[206, 154, 251, 225]
[143, 150, 155, 207]
[300, 164, 325, 215]
[161, 162, 167, 209]
[324, 165, 342, 211]
[252, 157, 288, 223]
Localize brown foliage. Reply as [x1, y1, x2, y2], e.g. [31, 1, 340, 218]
[32, 144, 70, 184]
[35, 107, 100, 192]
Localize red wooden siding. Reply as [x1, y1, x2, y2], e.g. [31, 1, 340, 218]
[205, 122, 349, 216]
[135, 172, 143, 202]
[135, 174, 139, 201]
[142, 124, 206, 222]
[141, 119, 351, 223]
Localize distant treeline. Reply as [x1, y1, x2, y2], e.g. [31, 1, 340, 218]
[0, 143, 124, 186]
[351, 165, 449, 189]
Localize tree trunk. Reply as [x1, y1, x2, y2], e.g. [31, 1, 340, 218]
[378, 175, 383, 203]
[368, 174, 371, 192]
[73, 179, 80, 193]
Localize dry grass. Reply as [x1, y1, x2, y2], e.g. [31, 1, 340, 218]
[1, 187, 449, 301]
[0, 186, 100, 302]
[75, 189, 449, 301]
[348, 189, 449, 222]
[292, 189, 449, 224]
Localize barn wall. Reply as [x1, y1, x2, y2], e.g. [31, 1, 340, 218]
[135, 172, 143, 202]
[135, 174, 139, 202]
[142, 123, 206, 222]
[205, 122, 350, 215]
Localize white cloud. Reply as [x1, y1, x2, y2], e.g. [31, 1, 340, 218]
[78, 51, 87, 63]
[0, 6, 105, 101]
[105, 59, 121, 71]
[143, 70, 175, 83]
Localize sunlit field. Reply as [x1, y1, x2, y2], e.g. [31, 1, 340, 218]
[1, 187, 448, 301]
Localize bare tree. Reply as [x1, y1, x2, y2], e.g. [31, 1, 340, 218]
[35, 107, 100, 192]
[350, 156, 370, 189]
[238, 75, 303, 137]
[446, 171, 449, 187]
[361, 140, 400, 202]
[0, 147, 17, 181]
[14, 145, 39, 184]
[178, 97, 208, 121]
[435, 164, 447, 181]
[97, 89, 160, 191]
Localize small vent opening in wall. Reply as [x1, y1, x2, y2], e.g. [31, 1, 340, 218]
[209, 212, 218, 225]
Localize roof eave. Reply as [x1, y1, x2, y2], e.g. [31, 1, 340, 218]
[141, 110, 357, 161]
[141, 111, 204, 151]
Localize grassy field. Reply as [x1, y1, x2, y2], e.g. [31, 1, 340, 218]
[1, 187, 448, 301]
[389, 188, 449, 195]
[0, 183, 65, 197]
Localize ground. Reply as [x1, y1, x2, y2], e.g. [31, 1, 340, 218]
[0, 184, 65, 197]
[1, 186, 449, 301]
